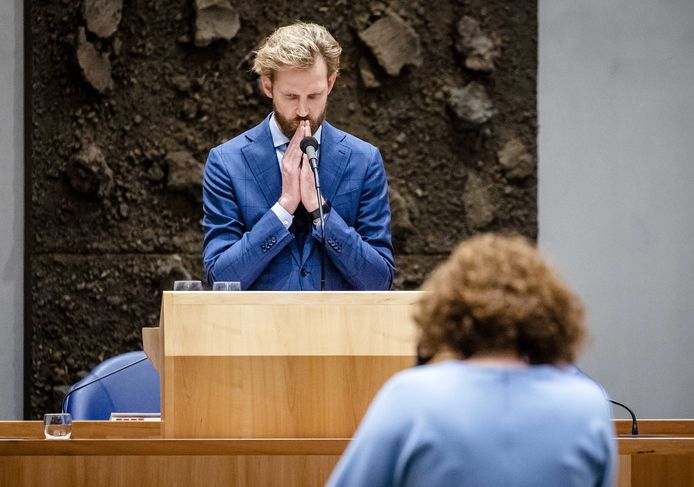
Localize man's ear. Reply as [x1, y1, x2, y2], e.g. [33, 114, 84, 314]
[326, 72, 337, 95]
[261, 76, 273, 98]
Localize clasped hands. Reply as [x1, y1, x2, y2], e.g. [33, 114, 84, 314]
[278, 120, 322, 214]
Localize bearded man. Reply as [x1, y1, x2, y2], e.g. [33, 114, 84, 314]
[202, 22, 394, 290]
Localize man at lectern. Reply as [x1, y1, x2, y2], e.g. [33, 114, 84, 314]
[202, 22, 394, 291]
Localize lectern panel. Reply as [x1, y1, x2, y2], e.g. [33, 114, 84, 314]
[165, 355, 412, 438]
[164, 291, 419, 356]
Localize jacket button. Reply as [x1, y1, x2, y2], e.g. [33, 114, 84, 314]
[300, 268, 308, 277]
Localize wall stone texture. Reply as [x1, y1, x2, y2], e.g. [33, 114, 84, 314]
[29, 0, 537, 416]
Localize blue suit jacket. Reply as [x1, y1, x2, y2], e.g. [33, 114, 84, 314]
[202, 116, 394, 290]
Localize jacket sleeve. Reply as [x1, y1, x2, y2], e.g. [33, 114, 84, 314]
[202, 147, 292, 288]
[312, 147, 395, 290]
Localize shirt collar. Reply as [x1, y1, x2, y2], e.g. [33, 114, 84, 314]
[269, 113, 322, 150]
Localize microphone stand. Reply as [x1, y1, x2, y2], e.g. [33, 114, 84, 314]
[309, 159, 326, 291]
[609, 399, 639, 436]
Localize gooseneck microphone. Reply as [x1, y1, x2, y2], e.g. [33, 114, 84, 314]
[571, 365, 639, 436]
[300, 136, 326, 290]
[609, 399, 639, 436]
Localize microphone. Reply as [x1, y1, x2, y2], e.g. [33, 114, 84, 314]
[569, 365, 639, 436]
[609, 399, 639, 436]
[300, 135, 326, 291]
[300, 136, 319, 170]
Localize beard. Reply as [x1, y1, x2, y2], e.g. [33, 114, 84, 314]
[274, 105, 327, 139]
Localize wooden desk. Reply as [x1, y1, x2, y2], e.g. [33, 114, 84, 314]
[2, 420, 693, 487]
[0, 421, 344, 487]
[615, 420, 694, 487]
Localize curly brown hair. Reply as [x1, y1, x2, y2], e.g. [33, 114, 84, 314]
[415, 233, 586, 364]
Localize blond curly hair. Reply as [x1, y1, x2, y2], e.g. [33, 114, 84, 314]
[415, 234, 586, 364]
[253, 22, 342, 80]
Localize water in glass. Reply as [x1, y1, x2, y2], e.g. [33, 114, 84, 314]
[44, 413, 72, 440]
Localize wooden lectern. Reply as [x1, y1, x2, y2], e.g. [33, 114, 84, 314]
[143, 291, 420, 439]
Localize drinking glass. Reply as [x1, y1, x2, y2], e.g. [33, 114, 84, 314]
[212, 281, 241, 291]
[44, 413, 72, 440]
[173, 280, 204, 291]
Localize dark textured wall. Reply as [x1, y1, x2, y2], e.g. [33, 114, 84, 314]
[28, 0, 537, 417]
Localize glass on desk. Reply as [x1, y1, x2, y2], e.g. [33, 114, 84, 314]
[212, 281, 241, 291]
[173, 280, 204, 291]
[44, 413, 72, 440]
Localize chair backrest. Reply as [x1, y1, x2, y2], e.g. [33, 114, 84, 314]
[64, 351, 160, 420]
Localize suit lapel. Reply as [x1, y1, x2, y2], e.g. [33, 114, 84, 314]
[319, 121, 350, 203]
[241, 116, 301, 266]
[240, 117, 281, 207]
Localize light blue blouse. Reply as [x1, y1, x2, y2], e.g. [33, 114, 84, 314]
[327, 360, 616, 487]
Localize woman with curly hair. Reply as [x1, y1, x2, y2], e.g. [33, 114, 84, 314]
[327, 233, 616, 487]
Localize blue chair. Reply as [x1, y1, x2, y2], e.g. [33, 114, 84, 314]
[63, 351, 160, 420]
